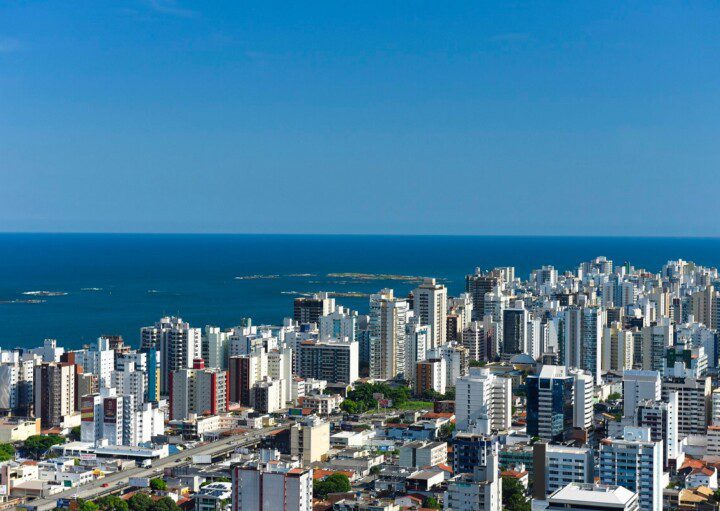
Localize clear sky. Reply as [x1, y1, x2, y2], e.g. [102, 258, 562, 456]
[2, 1, 719, 236]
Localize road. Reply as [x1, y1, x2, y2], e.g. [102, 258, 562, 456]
[24, 425, 282, 511]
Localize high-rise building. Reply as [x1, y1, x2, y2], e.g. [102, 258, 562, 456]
[462, 321, 492, 363]
[465, 269, 500, 321]
[74, 337, 116, 388]
[294, 292, 335, 325]
[170, 359, 227, 420]
[290, 416, 330, 465]
[319, 305, 357, 342]
[661, 375, 711, 436]
[415, 358, 446, 396]
[232, 460, 313, 511]
[599, 427, 662, 511]
[622, 371, 661, 418]
[251, 377, 285, 413]
[404, 320, 430, 384]
[202, 326, 230, 370]
[532, 443, 594, 497]
[563, 307, 604, 385]
[636, 393, 680, 469]
[444, 442, 501, 511]
[413, 278, 448, 348]
[502, 306, 527, 356]
[452, 433, 498, 476]
[298, 338, 359, 384]
[142, 316, 201, 395]
[369, 289, 408, 380]
[641, 320, 673, 373]
[602, 322, 634, 373]
[34, 362, 76, 428]
[526, 365, 592, 441]
[111, 360, 146, 411]
[455, 368, 511, 433]
[228, 352, 268, 405]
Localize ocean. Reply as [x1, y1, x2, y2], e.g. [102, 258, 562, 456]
[1, 233, 720, 349]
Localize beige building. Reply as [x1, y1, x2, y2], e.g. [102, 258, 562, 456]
[290, 416, 330, 465]
[34, 362, 76, 428]
[0, 418, 40, 443]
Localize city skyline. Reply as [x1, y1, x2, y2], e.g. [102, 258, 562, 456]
[3, 2, 720, 236]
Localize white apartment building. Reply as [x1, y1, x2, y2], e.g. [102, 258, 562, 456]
[622, 371, 661, 418]
[319, 306, 357, 342]
[398, 441, 447, 469]
[141, 316, 201, 394]
[232, 460, 313, 511]
[661, 375, 711, 436]
[444, 443, 501, 511]
[369, 289, 408, 380]
[599, 427, 662, 511]
[203, 326, 230, 370]
[455, 367, 511, 433]
[413, 278, 448, 348]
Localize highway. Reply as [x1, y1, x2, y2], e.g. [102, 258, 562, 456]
[24, 425, 281, 511]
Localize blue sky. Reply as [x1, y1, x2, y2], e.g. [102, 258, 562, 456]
[2, 1, 719, 235]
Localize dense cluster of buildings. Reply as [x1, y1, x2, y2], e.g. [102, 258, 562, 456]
[5, 257, 720, 511]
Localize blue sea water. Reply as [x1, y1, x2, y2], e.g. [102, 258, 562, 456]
[1, 233, 720, 349]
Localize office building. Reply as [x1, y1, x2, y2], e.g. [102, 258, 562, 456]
[452, 433, 498, 476]
[526, 365, 592, 441]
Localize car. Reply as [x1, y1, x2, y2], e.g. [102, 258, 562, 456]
[101, 483, 110, 488]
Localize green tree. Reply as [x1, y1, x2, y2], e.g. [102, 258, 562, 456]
[502, 477, 530, 511]
[607, 392, 622, 401]
[69, 426, 81, 441]
[469, 360, 486, 367]
[438, 422, 455, 440]
[77, 500, 100, 511]
[313, 473, 351, 499]
[128, 493, 154, 511]
[23, 434, 65, 459]
[0, 443, 15, 462]
[96, 496, 129, 511]
[149, 497, 180, 511]
[424, 497, 442, 509]
[149, 478, 168, 491]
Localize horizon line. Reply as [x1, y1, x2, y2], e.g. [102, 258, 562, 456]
[0, 230, 718, 240]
